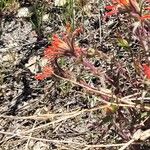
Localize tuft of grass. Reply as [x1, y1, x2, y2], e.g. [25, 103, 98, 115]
[30, 1, 46, 37]
[0, 0, 19, 13]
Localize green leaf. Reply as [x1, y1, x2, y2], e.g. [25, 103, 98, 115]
[117, 38, 129, 48]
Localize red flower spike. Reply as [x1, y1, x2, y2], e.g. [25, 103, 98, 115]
[35, 66, 53, 80]
[35, 25, 84, 81]
[44, 46, 62, 59]
[143, 64, 150, 79]
[104, 0, 141, 19]
[35, 73, 45, 80]
[116, 0, 129, 6]
[51, 34, 70, 50]
[44, 34, 70, 59]
[105, 5, 115, 10]
[104, 9, 118, 18]
[140, 14, 150, 20]
[104, 3, 120, 18]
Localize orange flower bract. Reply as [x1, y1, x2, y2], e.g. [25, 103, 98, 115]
[35, 66, 53, 80]
[44, 34, 70, 59]
[143, 64, 150, 79]
[140, 14, 150, 20]
[117, 0, 129, 6]
[104, 0, 129, 18]
[51, 35, 70, 50]
[105, 0, 150, 20]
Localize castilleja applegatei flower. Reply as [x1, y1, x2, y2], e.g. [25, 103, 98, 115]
[35, 25, 83, 80]
[105, 0, 150, 20]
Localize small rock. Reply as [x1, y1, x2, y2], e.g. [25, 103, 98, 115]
[17, 7, 32, 18]
[33, 141, 48, 150]
[25, 56, 48, 74]
[42, 14, 49, 22]
[25, 56, 40, 74]
[55, 0, 67, 6]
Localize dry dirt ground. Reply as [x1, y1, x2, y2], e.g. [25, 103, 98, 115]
[0, 1, 150, 150]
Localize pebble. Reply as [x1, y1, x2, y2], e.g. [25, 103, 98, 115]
[16, 7, 32, 18]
